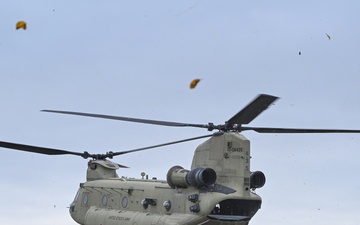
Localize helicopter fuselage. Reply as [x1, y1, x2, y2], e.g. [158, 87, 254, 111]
[69, 132, 264, 225]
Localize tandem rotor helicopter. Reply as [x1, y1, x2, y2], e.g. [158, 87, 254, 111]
[1, 94, 360, 225]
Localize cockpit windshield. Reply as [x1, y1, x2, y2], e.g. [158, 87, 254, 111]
[69, 188, 81, 213]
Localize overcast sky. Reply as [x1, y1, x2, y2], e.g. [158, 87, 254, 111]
[1, 1, 360, 225]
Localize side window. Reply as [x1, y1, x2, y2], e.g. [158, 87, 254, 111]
[121, 196, 128, 208]
[102, 195, 108, 206]
[82, 193, 89, 206]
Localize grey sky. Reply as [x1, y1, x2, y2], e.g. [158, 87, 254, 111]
[1, 1, 360, 225]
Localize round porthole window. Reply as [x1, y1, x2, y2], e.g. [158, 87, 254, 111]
[121, 197, 128, 208]
[102, 195, 108, 206]
[163, 200, 171, 211]
[141, 199, 149, 209]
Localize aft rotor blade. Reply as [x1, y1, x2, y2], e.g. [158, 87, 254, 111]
[241, 127, 360, 133]
[111, 133, 217, 156]
[227, 94, 279, 126]
[42, 110, 209, 129]
[0, 141, 84, 157]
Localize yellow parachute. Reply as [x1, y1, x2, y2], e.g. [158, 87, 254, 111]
[16, 21, 27, 30]
[190, 79, 201, 89]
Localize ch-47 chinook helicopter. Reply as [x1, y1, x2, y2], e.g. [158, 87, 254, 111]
[1, 94, 360, 225]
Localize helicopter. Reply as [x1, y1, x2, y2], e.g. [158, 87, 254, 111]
[1, 94, 360, 225]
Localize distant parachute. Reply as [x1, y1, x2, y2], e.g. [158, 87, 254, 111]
[16, 21, 27, 30]
[190, 79, 201, 89]
[326, 33, 331, 40]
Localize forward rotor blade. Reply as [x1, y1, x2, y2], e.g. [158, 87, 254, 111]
[0, 141, 84, 157]
[111, 133, 217, 156]
[42, 110, 208, 129]
[227, 94, 279, 126]
[241, 127, 360, 133]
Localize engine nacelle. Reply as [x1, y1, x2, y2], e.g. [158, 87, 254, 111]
[167, 166, 217, 189]
[250, 171, 266, 189]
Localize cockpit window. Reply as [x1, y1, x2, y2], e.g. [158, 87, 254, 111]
[73, 188, 81, 201]
[70, 188, 81, 213]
